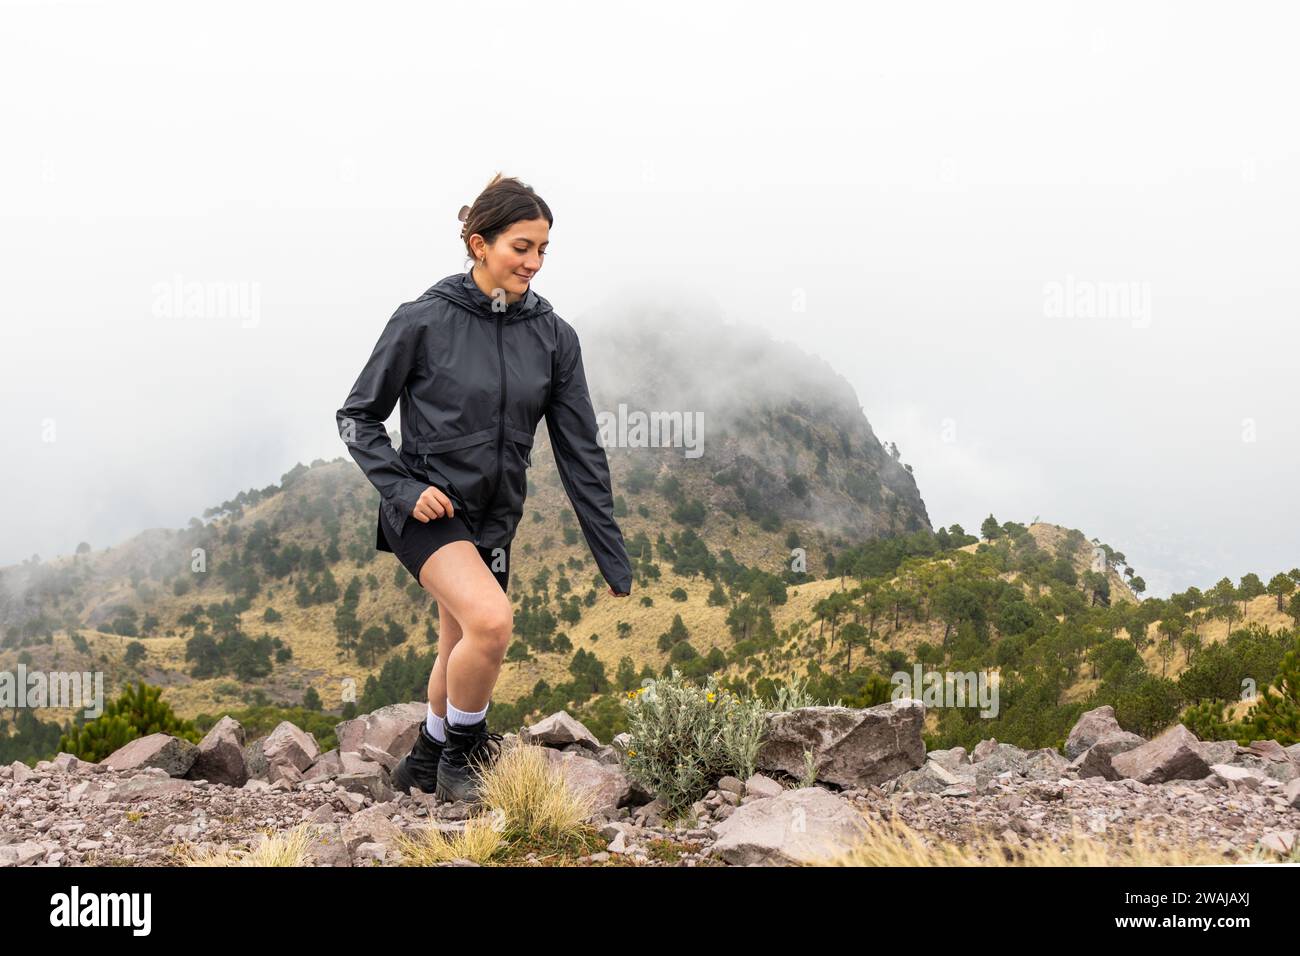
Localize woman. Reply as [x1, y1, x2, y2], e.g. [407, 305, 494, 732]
[336, 174, 633, 804]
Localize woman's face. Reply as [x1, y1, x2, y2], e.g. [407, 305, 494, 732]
[475, 218, 548, 300]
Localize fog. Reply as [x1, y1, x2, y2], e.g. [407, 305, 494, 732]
[2, 0, 1297, 597]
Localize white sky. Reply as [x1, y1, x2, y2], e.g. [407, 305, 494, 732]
[2, 0, 1297, 597]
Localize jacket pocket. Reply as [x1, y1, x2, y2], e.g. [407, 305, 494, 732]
[413, 426, 497, 516]
[506, 425, 534, 467]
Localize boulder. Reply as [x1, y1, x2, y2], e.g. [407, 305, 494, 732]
[101, 733, 198, 778]
[188, 716, 248, 787]
[755, 699, 925, 788]
[710, 787, 868, 865]
[262, 722, 320, 778]
[536, 747, 634, 816]
[334, 702, 426, 761]
[1110, 724, 1211, 784]
[1068, 731, 1146, 780]
[1064, 705, 1128, 759]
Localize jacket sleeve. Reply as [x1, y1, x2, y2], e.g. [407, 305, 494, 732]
[544, 320, 634, 594]
[336, 304, 428, 535]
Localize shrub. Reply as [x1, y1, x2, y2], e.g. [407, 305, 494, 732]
[620, 669, 769, 813]
[59, 681, 200, 762]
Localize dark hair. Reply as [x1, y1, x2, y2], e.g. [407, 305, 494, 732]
[460, 173, 553, 264]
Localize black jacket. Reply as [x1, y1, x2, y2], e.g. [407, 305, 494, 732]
[336, 268, 633, 594]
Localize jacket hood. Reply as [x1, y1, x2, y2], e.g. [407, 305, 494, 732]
[424, 268, 553, 324]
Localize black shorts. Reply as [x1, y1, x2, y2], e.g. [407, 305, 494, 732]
[378, 507, 510, 593]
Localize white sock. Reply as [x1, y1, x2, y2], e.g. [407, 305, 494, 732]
[447, 698, 489, 728]
[425, 704, 447, 743]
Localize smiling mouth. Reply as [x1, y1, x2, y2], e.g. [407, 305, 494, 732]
[515, 273, 532, 281]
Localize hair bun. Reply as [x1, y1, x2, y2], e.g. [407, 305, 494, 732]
[457, 204, 471, 223]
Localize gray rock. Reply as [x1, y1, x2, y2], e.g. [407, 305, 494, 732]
[101, 733, 198, 778]
[262, 722, 320, 776]
[1065, 705, 1128, 759]
[1246, 739, 1290, 762]
[305, 823, 352, 866]
[1069, 731, 1146, 780]
[1023, 748, 1070, 781]
[341, 805, 403, 854]
[744, 773, 784, 799]
[1256, 830, 1297, 857]
[242, 738, 269, 781]
[303, 750, 345, 781]
[755, 699, 925, 788]
[717, 775, 745, 795]
[334, 702, 425, 761]
[522, 711, 602, 751]
[1210, 764, 1266, 789]
[536, 746, 633, 816]
[360, 743, 398, 773]
[1110, 724, 1211, 784]
[970, 738, 1001, 762]
[92, 773, 194, 803]
[0, 841, 47, 867]
[1193, 739, 1241, 766]
[188, 716, 248, 787]
[925, 747, 970, 772]
[48, 753, 93, 773]
[335, 770, 393, 804]
[355, 843, 388, 863]
[709, 787, 868, 865]
[892, 760, 968, 794]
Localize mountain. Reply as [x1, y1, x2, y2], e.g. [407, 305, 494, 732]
[1, 315, 1296, 771]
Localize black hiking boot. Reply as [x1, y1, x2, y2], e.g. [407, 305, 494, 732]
[391, 720, 444, 795]
[435, 717, 504, 805]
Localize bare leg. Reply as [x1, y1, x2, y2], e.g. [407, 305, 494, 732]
[427, 598, 462, 718]
[417, 541, 512, 715]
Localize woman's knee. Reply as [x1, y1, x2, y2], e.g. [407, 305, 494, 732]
[461, 599, 513, 655]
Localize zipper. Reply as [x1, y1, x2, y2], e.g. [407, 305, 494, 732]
[483, 311, 507, 518]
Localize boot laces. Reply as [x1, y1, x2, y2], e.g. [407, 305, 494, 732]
[467, 729, 504, 769]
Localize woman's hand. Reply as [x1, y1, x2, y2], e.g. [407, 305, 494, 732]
[412, 485, 455, 523]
